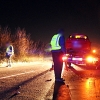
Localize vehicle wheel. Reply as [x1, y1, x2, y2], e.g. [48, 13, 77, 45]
[67, 62, 71, 67]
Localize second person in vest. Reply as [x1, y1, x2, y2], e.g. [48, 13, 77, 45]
[6, 42, 14, 67]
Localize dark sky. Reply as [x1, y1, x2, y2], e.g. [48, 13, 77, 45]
[0, 0, 100, 44]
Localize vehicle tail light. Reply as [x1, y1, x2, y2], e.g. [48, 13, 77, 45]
[86, 56, 98, 63]
[86, 56, 93, 62]
[62, 56, 67, 61]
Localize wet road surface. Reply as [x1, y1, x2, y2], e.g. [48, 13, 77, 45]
[0, 61, 100, 100]
[63, 63, 100, 100]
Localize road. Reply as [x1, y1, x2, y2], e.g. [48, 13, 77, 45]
[0, 60, 100, 100]
[63, 63, 100, 100]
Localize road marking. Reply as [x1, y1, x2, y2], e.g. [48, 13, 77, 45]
[0, 61, 42, 68]
[0, 70, 34, 80]
[72, 63, 83, 71]
[0, 62, 51, 80]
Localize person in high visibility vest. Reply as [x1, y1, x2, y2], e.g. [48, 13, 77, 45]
[50, 29, 66, 82]
[6, 42, 14, 67]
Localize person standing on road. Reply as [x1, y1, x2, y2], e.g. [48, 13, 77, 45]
[6, 42, 14, 67]
[50, 29, 66, 82]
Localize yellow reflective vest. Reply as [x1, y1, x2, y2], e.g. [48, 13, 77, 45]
[6, 45, 14, 55]
[50, 34, 61, 50]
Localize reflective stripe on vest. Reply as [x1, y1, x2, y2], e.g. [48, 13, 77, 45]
[6, 45, 14, 55]
[50, 34, 61, 50]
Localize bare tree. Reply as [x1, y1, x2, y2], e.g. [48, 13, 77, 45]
[13, 28, 33, 57]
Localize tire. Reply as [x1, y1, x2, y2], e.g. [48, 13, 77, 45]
[67, 62, 71, 67]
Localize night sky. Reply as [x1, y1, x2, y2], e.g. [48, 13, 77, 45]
[0, 0, 100, 45]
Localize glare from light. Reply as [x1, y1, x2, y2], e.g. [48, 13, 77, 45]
[86, 56, 94, 63]
[62, 56, 67, 61]
[86, 78, 95, 88]
[92, 49, 96, 53]
[72, 57, 82, 61]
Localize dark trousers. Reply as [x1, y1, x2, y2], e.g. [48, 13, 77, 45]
[52, 51, 63, 79]
[6, 53, 12, 66]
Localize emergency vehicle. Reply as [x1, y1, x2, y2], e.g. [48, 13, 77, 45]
[63, 34, 99, 67]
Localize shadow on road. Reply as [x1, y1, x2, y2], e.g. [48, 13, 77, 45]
[53, 81, 65, 100]
[53, 81, 71, 100]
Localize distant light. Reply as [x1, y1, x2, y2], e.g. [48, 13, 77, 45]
[92, 49, 96, 53]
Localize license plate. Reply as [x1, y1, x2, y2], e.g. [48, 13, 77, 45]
[72, 58, 82, 61]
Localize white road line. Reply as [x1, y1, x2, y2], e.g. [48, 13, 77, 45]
[0, 70, 34, 80]
[72, 63, 83, 71]
[0, 62, 51, 80]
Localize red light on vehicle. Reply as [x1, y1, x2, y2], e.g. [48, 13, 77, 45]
[86, 56, 93, 63]
[62, 56, 67, 61]
[86, 55, 99, 64]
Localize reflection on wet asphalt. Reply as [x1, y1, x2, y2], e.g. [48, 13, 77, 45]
[63, 64, 100, 100]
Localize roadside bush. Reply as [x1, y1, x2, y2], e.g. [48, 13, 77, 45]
[0, 27, 11, 61]
[13, 28, 33, 56]
[0, 26, 48, 62]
